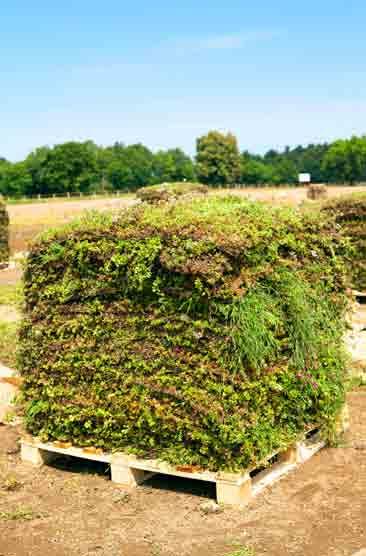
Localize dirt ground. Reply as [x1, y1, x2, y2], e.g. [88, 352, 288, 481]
[0, 305, 19, 324]
[0, 269, 22, 288]
[0, 391, 365, 556]
[7, 185, 366, 253]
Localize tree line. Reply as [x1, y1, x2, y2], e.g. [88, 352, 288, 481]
[1, 131, 366, 197]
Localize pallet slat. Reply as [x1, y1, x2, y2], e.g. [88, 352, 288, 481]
[20, 427, 326, 507]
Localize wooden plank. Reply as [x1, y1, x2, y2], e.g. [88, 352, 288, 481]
[353, 290, 366, 298]
[21, 439, 111, 464]
[20, 426, 326, 507]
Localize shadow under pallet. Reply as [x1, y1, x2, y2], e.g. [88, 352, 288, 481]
[21, 428, 324, 507]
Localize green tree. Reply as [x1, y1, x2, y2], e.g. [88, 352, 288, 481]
[322, 136, 366, 184]
[196, 131, 241, 186]
[262, 144, 330, 184]
[124, 144, 154, 188]
[105, 143, 154, 190]
[272, 159, 297, 184]
[241, 155, 272, 185]
[153, 148, 195, 183]
[25, 146, 51, 195]
[32, 141, 99, 194]
[0, 161, 32, 197]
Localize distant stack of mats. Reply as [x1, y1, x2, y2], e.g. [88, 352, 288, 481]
[20, 196, 350, 471]
[322, 193, 366, 291]
[136, 182, 208, 204]
[0, 198, 9, 264]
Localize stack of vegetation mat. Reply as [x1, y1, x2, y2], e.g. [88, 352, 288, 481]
[136, 182, 208, 204]
[306, 184, 327, 200]
[0, 198, 9, 264]
[321, 193, 366, 292]
[20, 197, 350, 471]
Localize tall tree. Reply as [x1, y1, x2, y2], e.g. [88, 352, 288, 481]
[0, 161, 32, 197]
[124, 144, 154, 188]
[242, 160, 272, 185]
[152, 148, 196, 183]
[322, 136, 366, 184]
[34, 142, 99, 194]
[105, 143, 154, 190]
[196, 131, 241, 186]
[25, 146, 51, 195]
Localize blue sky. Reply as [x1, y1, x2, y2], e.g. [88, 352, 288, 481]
[2, 0, 366, 160]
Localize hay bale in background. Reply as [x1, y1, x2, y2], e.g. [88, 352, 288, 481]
[307, 184, 328, 200]
[136, 182, 208, 204]
[321, 193, 366, 291]
[0, 198, 9, 265]
[19, 197, 349, 471]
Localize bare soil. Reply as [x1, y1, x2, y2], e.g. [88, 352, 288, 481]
[0, 391, 365, 556]
[0, 306, 19, 324]
[0, 268, 22, 288]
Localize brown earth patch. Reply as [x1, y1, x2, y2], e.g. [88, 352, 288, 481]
[0, 305, 20, 324]
[0, 267, 22, 287]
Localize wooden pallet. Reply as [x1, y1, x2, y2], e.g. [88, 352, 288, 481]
[21, 428, 325, 507]
[353, 290, 366, 304]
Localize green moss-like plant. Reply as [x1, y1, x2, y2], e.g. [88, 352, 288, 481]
[321, 193, 366, 291]
[19, 196, 350, 471]
[136, 181, 208, 204]
[0, 197, 9, 264]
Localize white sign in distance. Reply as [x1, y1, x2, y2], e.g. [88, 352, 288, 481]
[298, 173, 311, 184]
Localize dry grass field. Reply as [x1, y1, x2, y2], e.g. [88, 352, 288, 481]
[225, 184, 366, 206]
[7, 196, 136, 254]
[7, 185, 366, 254]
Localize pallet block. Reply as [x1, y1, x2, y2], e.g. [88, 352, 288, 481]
[216, 473, 252, 506]
[335, 402, 350, 435]
[21, 442, 59, 467]
[110, 464, 153, 487]
[20, 426, 325, 507]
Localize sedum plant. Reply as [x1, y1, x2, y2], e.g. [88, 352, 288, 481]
[136, 182, 208, 204]
[19, 196, 350, 471]
[321, 193, 366, 291]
